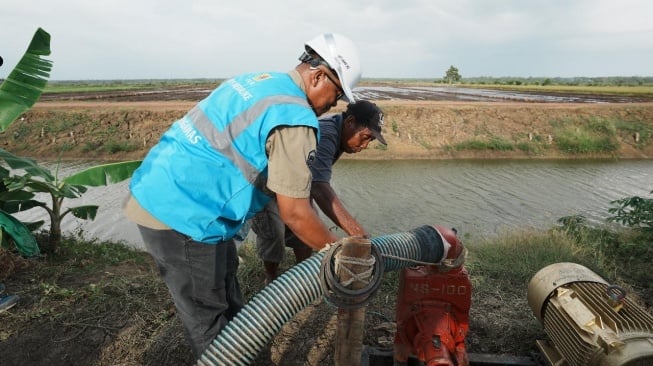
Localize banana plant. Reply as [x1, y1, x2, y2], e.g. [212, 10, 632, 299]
[0, 28, 53, 255]
[0, 27, 142, 255]
[0, 149, 142, 253]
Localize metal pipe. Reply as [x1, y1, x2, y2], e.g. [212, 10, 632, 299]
[197, 225, 446, 366]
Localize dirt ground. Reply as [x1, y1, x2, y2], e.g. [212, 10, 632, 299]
[1, 87, 652, 365]
[0, 237, 544, 366]
[3, 90, 653, 161]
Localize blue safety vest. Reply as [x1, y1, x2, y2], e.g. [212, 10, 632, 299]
[129, 72, 319, 243]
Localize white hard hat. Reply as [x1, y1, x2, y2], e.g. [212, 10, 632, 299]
[304, 33, 361, 103]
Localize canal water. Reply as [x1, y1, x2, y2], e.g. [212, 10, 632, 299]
[13, 159, 653, 250]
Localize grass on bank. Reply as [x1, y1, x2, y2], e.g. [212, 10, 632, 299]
[10, 111, 141, 155]
[42, 79, 223, 94]
[0, 219, 651, 364]
[450, 115, 653, 155]
[463, 83, 653, 97]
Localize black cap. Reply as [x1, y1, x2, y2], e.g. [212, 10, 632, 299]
[346, 100, 386, 145]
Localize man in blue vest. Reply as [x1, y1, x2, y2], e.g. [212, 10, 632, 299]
[252, 100, 386, 284]
[123, 33, 362, 359]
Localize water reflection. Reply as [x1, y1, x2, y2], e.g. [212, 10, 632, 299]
[354, 86, 650, 103]
[329, 159, 653, 238]
[13, 159, 653, 249]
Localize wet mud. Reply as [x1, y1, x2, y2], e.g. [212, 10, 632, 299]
[39, 84, 653, 104]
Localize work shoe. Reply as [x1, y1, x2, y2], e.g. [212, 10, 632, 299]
[0, 293, 19, 313]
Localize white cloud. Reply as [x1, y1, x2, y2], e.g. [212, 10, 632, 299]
[1, 0, 651, 80]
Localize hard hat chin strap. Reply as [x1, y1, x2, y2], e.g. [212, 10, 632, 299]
[299, 51, 338, 77]
[300, 51, 327, 68]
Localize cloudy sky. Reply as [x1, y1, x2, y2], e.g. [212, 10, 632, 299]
[2, 0, 652, 81]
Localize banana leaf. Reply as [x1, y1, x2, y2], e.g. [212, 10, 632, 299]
[64, 160, 142, 186]
[0, 28, 53, 132]
[0, 165, 10, 178]
[0, 148, 54, 181]
[0, 209, 40, 257]
[0, 198, 41, 214]
[69, 205, 99, 220]
[0, 190, 36, 203]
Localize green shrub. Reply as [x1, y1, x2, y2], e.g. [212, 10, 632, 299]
[487, 137, 514, 151]
[82, 142, 102, 153]
[453, 139, 486, 151]
[391, 120, 399, 133]
[615, 120, 653, 146]
[454, 137, 514, 151]
[555, 128, 619, 153]
[104, 141, 138, 154]
[608, 191, 653, 231]
[516, 142, 539, 154]
[12, 124, 31, 140]
[587, 116, 617, 134]
[556, 213, 652, 300]
[41, 113, 91, 133]
[58, 143, 75, 152]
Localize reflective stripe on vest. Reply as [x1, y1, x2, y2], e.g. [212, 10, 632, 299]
[187, 94, 311, 185]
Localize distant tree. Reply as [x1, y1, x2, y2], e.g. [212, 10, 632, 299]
[444, 65, 462, 84]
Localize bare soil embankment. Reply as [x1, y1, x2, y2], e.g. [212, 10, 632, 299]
[3, 100, 653, 161]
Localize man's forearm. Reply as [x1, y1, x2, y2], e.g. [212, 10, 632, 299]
[277, 193, 338, 249]
[311, 182, 368, 237]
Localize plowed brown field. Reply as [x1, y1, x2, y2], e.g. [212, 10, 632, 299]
[4, 98, 653, 161]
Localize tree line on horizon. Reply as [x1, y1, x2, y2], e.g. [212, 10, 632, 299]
[437, 65, 653, 86]
[459, 75, 653, 87]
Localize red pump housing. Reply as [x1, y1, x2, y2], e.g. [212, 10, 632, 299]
[393, 225, 472, 366]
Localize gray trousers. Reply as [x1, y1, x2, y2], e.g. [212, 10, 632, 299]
[252, 200, 309, 263]
[138, 226, 244, 359]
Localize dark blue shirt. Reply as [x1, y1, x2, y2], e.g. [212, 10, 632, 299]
[310, 113, 345, 183]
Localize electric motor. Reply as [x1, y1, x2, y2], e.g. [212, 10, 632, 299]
[528, 262, 653, 366]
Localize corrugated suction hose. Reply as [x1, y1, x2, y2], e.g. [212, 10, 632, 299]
[197, 225, 446, 366]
